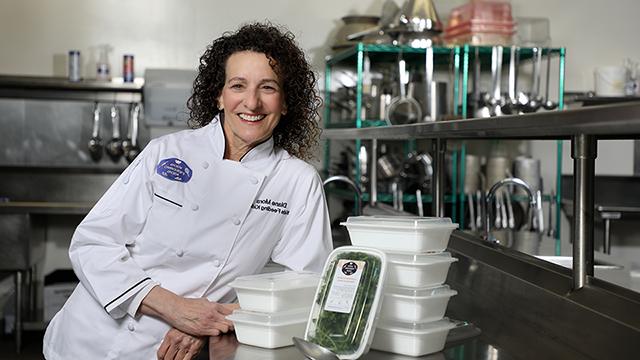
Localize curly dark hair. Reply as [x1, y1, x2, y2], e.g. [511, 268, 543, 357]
[187, 22, 323, 160]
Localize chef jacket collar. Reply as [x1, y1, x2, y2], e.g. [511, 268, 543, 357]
[208, 115, 277, 169]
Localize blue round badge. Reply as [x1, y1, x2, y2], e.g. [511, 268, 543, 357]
[156, 158, 193, 183]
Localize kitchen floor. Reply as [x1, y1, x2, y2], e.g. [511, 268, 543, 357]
[0, 331, 45, 360]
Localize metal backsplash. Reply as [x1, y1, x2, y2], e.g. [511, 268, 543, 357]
[0, 98, 149, 167]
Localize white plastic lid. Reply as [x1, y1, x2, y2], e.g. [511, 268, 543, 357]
[385, 284, 458, 298]
[386, 251, 459, 266]
[227, 307, 309, 326]
[228, 271, 320, 292]
[377, 317, 456, 335]
[342, 216, 458, 230]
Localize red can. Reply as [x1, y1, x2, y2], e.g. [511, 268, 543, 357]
[123, 54, 134, 83]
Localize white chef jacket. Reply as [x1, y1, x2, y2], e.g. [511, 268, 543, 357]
[43, 117, 332, 360]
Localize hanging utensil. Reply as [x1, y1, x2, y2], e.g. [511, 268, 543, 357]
[543, 50, 558, 110]
[495, 191, 502, 229]
[505, 188, 515, 229]
[124, 103, 142, 163]
[535, 189, 544, 234]
[489, 46, 504, 117]
[547, 190, 555, 237]
[105, 104, 124, 162]
[476, 189, 483, 229]
[88, 102, 103, 162]
[387, 52, 422, 124]
[416, 189, 424, 217]
[523, 47, 543, 113]
[467, 193, 477, 231]
[502, 46, 520, 114]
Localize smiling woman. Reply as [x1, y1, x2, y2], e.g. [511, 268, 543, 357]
[188, 22, 322, 161]
[219, 51, 287, 160]
[42, 22, 332, 360]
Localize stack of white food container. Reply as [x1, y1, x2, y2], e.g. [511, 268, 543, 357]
[341, 216, 459, 357]
[227, 271, 320, 349]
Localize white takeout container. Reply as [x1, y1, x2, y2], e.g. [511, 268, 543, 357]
[228, 271, 320, 313]
[385, 251, 458, 288]
[341, 216, 458, 253]
[227, 308, 309, 348]
[379, 285, 457, 322]
[372, 318, 456, 356]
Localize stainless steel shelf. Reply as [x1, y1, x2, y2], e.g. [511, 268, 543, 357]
[322, 101, 640, 140]
[0, 75, 143, 103]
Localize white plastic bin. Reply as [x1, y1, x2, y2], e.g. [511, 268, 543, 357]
[380, 285, 457, 322]
[227, 308, 309, 348]
[372, 318, 456, 356]
[228, 271, 320, 313]
[385, 251, 458, 288]
[341, 216, 458, 253]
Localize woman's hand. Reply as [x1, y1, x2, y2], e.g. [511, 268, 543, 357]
[157, 328, 204, 360]
[169, 297, 239, 336]
[140, 286, 239, 336]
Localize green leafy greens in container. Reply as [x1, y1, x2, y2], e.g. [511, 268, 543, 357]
[305, 247, 387, 359]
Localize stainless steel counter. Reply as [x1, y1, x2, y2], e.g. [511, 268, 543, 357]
[195, 329, 516, 360]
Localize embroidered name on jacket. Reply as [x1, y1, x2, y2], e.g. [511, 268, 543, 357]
[251, 198, 290, 215]
[156, 158, 193, 183]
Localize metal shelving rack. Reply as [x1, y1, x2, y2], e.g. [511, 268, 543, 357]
[322, 42, 566, 254]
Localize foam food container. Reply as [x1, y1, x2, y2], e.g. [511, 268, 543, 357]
[227, 308, 308, 348]
[341, 216, 458, 253]
[380, 285, 457, 322]
[372, 318, 456, 356]
[385, 251, 458, 288]
[228, 271, 319, 313]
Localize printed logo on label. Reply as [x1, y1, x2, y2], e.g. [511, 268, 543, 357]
[250, 198, 290, 216]
[341, 261, 358, 276]
[156, 158, 193, 183]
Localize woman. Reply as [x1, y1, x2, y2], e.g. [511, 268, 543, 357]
[43, 23, 332, 360]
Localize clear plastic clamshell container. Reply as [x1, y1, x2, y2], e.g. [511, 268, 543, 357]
[341, 216, 458, 253]
[228, 271, 320, 313]
[380, 285, 457, 323]
[386, 251, 458, 288]
[372, 318, 456, 356]
[304, 246, 387, 359]
[227, 308, 309, 348]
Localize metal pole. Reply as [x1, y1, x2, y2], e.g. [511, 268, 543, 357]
[433, 138, 446, 217]
[571, 134, 597, 289]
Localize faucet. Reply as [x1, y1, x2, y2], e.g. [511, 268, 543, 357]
[323, 175, 363, 216]
[484, 177, 536, 243]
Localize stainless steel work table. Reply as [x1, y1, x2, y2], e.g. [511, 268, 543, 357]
[194, 328, 516, 360]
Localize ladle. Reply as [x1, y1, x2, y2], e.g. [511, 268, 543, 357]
[501, 46, 520, 114]
[124, 103, 141, 163]
[543, 50, 558, 110]
[292, 337, 339, 360]
[522, 47, 543, 113]
[105, 104, 124, 162]
[88, 102, 103, 162]
[386, 53, 422, 124]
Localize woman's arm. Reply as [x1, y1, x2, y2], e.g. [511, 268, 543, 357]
[139, 286, 238, 337]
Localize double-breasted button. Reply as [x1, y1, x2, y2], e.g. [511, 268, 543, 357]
[127, 322, 135, 332]
[191, 204, 199, 211]
[176, 249, 184, 257]
[249, 177, 258, 185]
[232, 218, 241, 226]
[213, 259, 220, 267]
[202, 161, 209, 169]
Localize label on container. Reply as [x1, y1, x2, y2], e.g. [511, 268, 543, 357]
[323, 259, 366, 313]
